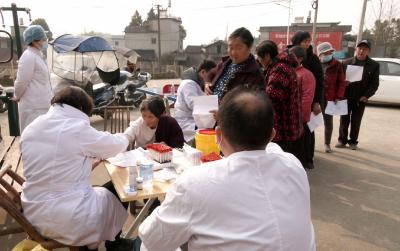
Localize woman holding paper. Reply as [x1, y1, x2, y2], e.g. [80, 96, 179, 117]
[204, 27, 265, 101]
[316, 42, 347, 153]
[124, 96, 184, 148]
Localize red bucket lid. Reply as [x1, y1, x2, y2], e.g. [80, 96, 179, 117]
[199, 129, 216, 135]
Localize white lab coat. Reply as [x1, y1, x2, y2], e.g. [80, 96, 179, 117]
[21, 104, 129, 247]
[124, 117, 156, 148]
[14, 46, 53, 132]
[174, 79, 204, 142]
[139, 143, 316, 251]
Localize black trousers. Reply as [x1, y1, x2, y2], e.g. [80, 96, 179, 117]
[322, 101, 334, 145]
[276, 138, 303, 164]
[339, 99, 366, 145]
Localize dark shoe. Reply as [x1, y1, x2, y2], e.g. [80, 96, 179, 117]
[335, 141, 346, 148]
[306, 162, 315, 169]
[349, 144, 358, 150]
[106, 237, 140, 251]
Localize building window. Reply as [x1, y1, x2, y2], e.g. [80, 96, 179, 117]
[115, 41, 119, 46]
[217, 44, 221, 54]
[151, 38, 157, 44]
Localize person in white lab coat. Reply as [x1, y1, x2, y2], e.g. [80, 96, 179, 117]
[21, 86, 133, 250]
[13, 25, 53, 132]
[174, 60, 216, 142]
[139, 87, 316, 251]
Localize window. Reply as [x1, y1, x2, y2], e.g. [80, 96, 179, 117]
[387, 62, 400, 76]
[114, 41, 119, 46]
[217, 44, 221, 54]
[151, 38, 157, 44]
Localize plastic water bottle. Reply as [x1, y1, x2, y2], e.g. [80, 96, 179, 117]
[140, 162, 154, 190]
[170, 84, 175, 95]
[129, 166, 137, 190]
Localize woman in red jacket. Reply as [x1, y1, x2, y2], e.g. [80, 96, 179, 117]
[316, 42, 347, 153]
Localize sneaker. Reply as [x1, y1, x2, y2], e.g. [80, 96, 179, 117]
[335, 141, 346, 148]
[324, 144, 332, 153]
[349, 144, 358, 150]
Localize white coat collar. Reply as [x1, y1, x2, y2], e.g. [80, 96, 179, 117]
[27, 46, 43, 56]
[228, 149, 267, 159]
[49, 104, 90, 122]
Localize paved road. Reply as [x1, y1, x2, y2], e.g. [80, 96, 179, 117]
[1, 103, 399, 250]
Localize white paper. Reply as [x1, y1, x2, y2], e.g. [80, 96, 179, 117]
[346, 65, 364, 82]
[325, 100, 348, 116]
[192, 95, 218, 129]
[107, 148, 146, 167]
[307, 112, 324, 132]
[153, 168, 178, 182]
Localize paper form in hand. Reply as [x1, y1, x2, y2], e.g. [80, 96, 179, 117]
[325, 100, 348, 116]
[346, 65, 364, 82]
[307, 112, 323, 132]
[192, 95, 218, 129]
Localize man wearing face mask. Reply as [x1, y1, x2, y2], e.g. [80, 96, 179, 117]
[316, 42, 347, 153]
[139, 87, 315, 251]
[14, 25, 53, 132]
[337, 40, 379, 150]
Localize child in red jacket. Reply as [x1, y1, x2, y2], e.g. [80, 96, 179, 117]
[290, 46, 316, 168]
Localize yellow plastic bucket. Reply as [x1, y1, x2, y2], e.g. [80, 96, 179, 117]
[195, 129, 220, 155]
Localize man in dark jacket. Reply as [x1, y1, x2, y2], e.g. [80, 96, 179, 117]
[337, 40, 379, 150]
[291, 31, 324, 169]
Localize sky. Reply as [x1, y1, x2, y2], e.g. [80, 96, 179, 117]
[1, 0, 398, 46]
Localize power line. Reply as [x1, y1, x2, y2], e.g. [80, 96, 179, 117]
[195, 0, 288, 11]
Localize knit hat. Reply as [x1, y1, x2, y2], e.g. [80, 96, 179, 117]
[291, 31, 311, 46]
[316, 42, 335, 56]
[23, 25, 47, 45]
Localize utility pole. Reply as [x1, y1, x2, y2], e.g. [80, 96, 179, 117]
[286, 0, 291, 45]
[156, 4, 162, 73]
[311, 0, 319, 49]
[356, 0, 368, 46]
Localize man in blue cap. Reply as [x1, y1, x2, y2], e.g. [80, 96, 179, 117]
[13, 25, 53, 132]
[337, 40, 380, 150]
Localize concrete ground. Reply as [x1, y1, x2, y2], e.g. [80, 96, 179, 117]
[1, 82, 399, 250]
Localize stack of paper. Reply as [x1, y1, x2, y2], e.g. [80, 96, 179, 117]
[192, 95, 218, 129]
[325, 100, 348, 116]
[307, 112, 324, 132]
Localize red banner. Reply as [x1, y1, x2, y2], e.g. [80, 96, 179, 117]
[269, 31, 343, 50]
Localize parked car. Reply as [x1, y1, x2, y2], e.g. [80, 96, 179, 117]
[370, 58, 400, 105]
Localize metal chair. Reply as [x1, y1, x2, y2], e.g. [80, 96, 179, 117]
[103, 106, 133, 133]
[0, 164, 80, 251]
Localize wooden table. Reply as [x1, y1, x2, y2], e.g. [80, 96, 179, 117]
[105, 150, 191, 238]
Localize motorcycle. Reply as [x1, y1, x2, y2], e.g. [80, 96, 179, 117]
[48, 34, 147, 117]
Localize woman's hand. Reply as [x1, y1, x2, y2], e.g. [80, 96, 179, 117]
[312, 103, 322, 115]
[209, 110, 218, 120]
[204, 82, 213, 95]
[11, 97, 19, 102]
[92, 158, 102, 170]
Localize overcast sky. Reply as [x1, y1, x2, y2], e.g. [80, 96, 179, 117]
[1, 0, 398, 46]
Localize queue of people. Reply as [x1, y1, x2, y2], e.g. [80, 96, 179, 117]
[15, 24, 379, 251]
